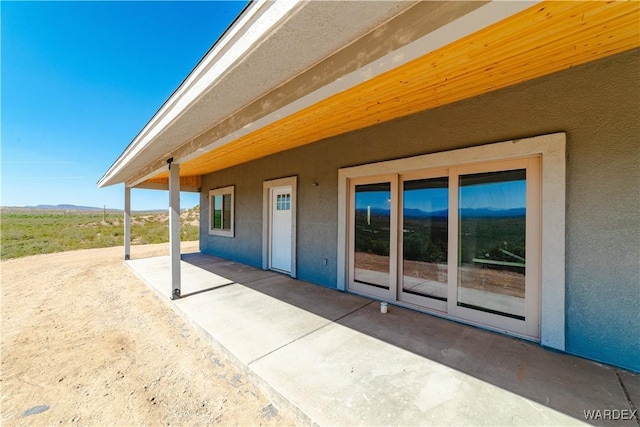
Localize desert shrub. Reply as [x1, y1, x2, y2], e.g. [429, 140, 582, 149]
[182, 224, 199, 241]
[0, 209, 200, 259]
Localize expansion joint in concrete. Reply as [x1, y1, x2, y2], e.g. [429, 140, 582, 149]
[247, 321, 333, 366]
[236, 273, 280, 286]
[246, 300, 374, 366]
[332, 300, 375, 323]
[615, 369, 640, 426]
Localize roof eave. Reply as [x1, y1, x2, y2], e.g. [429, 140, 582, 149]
[98, 1, 418, 188]
[97, 0, 305, 188]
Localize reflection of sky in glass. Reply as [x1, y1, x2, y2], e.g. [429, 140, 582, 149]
[404, 188, 448, 213]
[355, 179, 525, 211]
[356, 191, 390, 210]
[460, 180, 525, 210]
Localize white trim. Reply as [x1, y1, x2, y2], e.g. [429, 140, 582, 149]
[337, 174, 348, 291]
[100, 1, 539, 188]
[99, 0, 304, 187]
[526, 158, 542, 339]
[262, 176, 297, 278]
[169, 163, 181, 299]
[539, 137, 566, 350]
[337, 133, 566, 350]
[208, 185, 235, 238]
[124, 186, 131, 260]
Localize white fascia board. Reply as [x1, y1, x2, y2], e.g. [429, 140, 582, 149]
[177, 0, 541, 167]
[118, 0, 541, 188]
[98, 0, 302, 188]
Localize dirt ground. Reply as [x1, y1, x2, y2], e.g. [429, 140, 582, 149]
[0, 242, 295, 426]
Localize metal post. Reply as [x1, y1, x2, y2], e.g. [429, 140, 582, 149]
[124, 186, 131, 260]
[168, 159, 181, 299]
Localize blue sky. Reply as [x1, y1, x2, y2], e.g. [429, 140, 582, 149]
[1, 1, 248, 210]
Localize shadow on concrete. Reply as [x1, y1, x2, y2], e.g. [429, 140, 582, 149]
[179, 252, 639, 426]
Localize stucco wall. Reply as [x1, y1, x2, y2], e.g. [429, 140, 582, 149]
[201, 49, 640, 371]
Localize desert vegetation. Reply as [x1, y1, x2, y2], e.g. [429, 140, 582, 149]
[0, 207, 200, 260]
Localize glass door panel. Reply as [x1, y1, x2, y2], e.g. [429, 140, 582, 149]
[353, 182, 392, 289]
[457, 169, 527, 320]
[401, 177, 448, 305]
[346, 157, 539, 339]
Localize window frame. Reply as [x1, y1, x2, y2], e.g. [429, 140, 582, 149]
[337, 133, 566, 350]
[208, 185, 235, 238]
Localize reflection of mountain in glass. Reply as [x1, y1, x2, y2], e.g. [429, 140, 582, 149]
[460, 208, 525, 218]
[459, 170, 527, 267]
[399, 207, 526, 218]
[357, 207, 526, 218]
[403, 208, 448, 218]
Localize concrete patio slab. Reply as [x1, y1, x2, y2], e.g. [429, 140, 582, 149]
[183, 252, 280, 285]
[126, 253, 639, 426]
[129, 256, 234, 296]
[176, 284, 332, 365]
[251, 321, 580, 426]
[239, 273, 371, 321]
[336, 302, 635, 423]
[618, 369, 640, 413]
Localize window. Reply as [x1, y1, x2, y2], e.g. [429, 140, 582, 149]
[276, 193, 291, 210]
[208, 186, 234, 237]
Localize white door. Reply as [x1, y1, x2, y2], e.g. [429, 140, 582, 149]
[270, 186, 292, 273]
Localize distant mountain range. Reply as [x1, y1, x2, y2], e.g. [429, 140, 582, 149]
[25, 204, 106, 211]
[2, 204, 192, 213]
[358, 207, 525, 218]
[403, 208, 448, 218]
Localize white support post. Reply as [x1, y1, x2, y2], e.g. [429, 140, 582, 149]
[169, 160, 181, 299]
[124, 186, 131, 260]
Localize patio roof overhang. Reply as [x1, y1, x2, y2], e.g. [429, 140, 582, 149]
[98, 0, 639, 190]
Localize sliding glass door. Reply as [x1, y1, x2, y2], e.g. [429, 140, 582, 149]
[348, 157, 540, 339]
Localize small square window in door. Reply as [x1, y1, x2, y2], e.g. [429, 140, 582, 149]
[277, 194, 291, 210]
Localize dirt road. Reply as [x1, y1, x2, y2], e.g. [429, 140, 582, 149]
[1, 243, 294, 426]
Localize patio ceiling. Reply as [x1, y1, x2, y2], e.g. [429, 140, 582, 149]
[99, 1, 639, 189]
